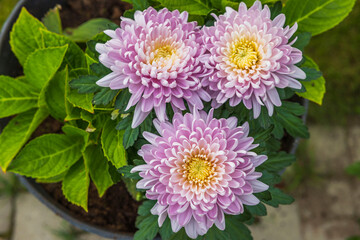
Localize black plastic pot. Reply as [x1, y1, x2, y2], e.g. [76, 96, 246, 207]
[0, 1, 308, 239]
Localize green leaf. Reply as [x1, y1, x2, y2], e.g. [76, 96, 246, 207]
[245, 203, 267, 216]
[64, 18, 115, 42]
[62, 160, 89, 211]
[41, 5, 62, 34]
[292, 32, 311, 52]
[83, 145, 113, 197]
[205, 226, 230, 240]
[264, 187, 294, 207]
[62, 125, 90, 151]
[346, 162, 360, 178]
[296, 56, 326, 105]
[258, 171, 281, 186]
[257, 151, 296, 172]
[24, 45, 68, 90]
[158, 0, 212, 15]
[115, 89, 131, 113]
[0, 108, 48, 171]
[40, 28, 87, 69]
[283, 0, 356, 36]
[123, 124, 140, 149]
[67, 87, 94, 113]
[132, 0, 150, 10]
[8, 133, 84, 178]
[45, 68, 67, 121]
[9, 8, 46, 65]
[118, 165, 142, 180]
[274, 104, 309, 139]
[93, 88, 118, 106]
[69, 75, 101, 94]
[225, 215, 253, 240]
[101, 119, 127, 168]
[0, 76, 39, 118]
[134, 214, 159, 240]
[90, 62, 112, 77]
[122, 177, 143, 201]
[36, 171, 67, 183]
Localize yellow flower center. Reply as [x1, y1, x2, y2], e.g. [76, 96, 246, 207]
[229, 38, 260, 69]
[151, 45, 176, 64]
[185, 156, 213, 184]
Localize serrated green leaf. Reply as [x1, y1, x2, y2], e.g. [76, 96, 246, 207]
[205, 225, 230, 240]
[122, 177, 143, 201]
[0, 108, 48, 171]
[158, 0, 212, 15]
[116, 116, 132, 130]
[346, 162, 360, 178]
[123, 125, 140, 149]
[115, 89, 131, 113]
[225, 215, 253, 240]
[10, 8, 46, 65]
[132, 0, 150, 10]
[41, 5, 62, 34]
[7, 133, 84, 178]
[64, 18, 115, 42]
[264, 187, 294, 207]
[283, 0, 356, 36]
[45, 69, 67, 121]
[83, 144, 113, 197]
[0, 76, 39, 118]
[93, 88, 118, 106]
[40, 28, 86, 69]
[69, 75, 101, 94]
[62, 125, 89, 151]
[118, 165, 142, 180]
[258, 151, 296, 172]
[90, 62, 112, 77]
[36, 171, 67, 183]
[245, 203, 267, 216]
[292, 32, 311, 52]
[274, 106, 309, 139]
[134, 214, 159, 240]
[296, 56, 326, 105]
[24, 45, 68, 90]
[62, 160, 89, 211]
[101, 119, 127, 168]
[67, 86, 94, 113]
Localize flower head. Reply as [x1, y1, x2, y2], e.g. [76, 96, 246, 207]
[131, 109, 268, 238]
[202, 1, 305, 118]
[96, 7, 210, 128]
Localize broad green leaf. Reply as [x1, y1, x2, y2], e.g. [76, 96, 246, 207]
[258, 171, 281, 186]
[45, 68, 67, 121]
[264, 187, 294, 207]
[134, 214, 159, 240]
[118, 165, 142, 180]
[225, 215, 253, 240]
[122, 177, 143, 201]
[257, 151, 296, 172]
[283, 0, 356, 36]
[36, 171, 67, 183]
[8, 133, 84, 178]
[83, 145, 113, 197]
[158, 0, 212, 15]
[40, 28, 86, 69]
[66, 75, 94, 113]
[0, 108, 48, 171]
[64, 18, 115, 42]
[0, 76, 39, 118]
[9, 8, 46, 65]
[115, 89, 131, 113]
[62, 125, 90, 151]
[41, 5, 62, 34]
[205, 226, 230, 240]
[292, 32, 311, 52]
[297, 56, 326, 105]
[101, 119, 127, 168]
[346, 162, 360, 178]
[62, 160, 89, 211]
[24, 45, 68, 90]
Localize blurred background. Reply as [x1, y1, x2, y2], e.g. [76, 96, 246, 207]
[0, 0, 359, 239]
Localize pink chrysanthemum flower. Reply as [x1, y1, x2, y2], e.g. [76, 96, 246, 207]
[96, 7, 210, 128]
[131, 109, 268, 238]
[202, 1, 305, 118]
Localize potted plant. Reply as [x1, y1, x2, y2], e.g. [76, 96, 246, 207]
[0, 0, 355, 239]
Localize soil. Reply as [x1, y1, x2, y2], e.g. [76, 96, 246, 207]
[59, 0, 132, 28]
[42, 181, 141, 232]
